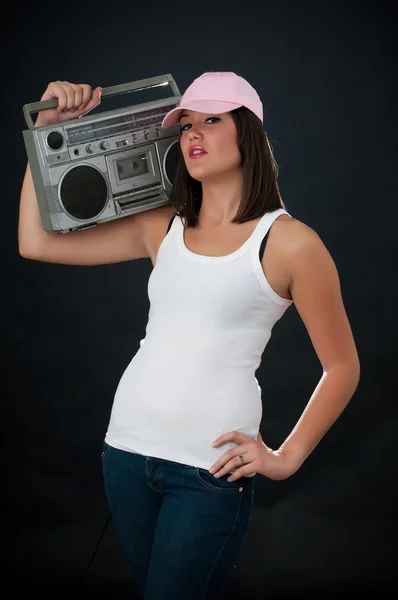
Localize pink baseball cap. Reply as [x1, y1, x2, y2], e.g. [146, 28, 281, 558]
[161, 71, 263, 129]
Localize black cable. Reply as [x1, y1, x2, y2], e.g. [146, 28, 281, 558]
[80, 511, 112, 582]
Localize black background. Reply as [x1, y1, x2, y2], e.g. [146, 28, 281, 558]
[2, 0, 396, 597]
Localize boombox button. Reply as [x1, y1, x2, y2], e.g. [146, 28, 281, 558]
[86, 144, 94, 154]
[99, 141, 108, 151]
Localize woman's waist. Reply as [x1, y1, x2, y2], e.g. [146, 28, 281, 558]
[128, 345, 261, 382]
[117, 362, 261, 401]
[139, 330, 264, 369]
[112, 372, 262, 440]
[106, 411, 261, 470]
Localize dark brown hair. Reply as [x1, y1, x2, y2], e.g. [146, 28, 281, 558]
[169, 106, 285, 228]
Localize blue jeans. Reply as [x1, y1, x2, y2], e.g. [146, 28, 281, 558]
[101, 442, 256, 600]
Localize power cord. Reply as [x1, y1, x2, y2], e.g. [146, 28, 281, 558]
[80, 511, 112, 581]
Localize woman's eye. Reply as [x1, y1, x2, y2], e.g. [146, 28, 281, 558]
[180, 117, 220, 132]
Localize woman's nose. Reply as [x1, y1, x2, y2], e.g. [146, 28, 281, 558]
[188, 125, 202, 140]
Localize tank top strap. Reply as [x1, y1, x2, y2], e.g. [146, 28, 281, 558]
[166, 214, 176, 234]
[249, 208, 291, 252]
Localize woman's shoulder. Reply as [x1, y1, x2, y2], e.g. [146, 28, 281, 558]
[137, 203, 178, 264]
[138, 203, 178, 231]
[273, 210, 318, 241]
[271, 210, 327, 261]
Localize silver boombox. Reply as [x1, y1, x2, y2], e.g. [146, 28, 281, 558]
[22, 74, 182, 233]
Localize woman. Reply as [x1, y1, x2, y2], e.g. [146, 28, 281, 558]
[18, 71, 360, 600]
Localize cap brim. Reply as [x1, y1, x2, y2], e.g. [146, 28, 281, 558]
[161, 100, 243, 129]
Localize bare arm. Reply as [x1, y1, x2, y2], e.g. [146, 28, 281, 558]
[278, 221, 360, 468]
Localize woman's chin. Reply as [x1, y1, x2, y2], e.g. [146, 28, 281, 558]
[186, 169, 207, 182]
[187, 167, 218, 183]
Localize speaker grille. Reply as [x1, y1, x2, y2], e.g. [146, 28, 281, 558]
[164, 140, 179, 187]
[60, 165, 108, 220]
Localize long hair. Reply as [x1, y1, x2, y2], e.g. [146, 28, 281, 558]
[169, 106, 285, 228]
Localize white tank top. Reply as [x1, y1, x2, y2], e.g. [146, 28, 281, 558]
[105, 208, 294, 476]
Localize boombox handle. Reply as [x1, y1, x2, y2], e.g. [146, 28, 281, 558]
[22, 73, 181, 130]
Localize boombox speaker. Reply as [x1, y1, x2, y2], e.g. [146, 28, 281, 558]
[22, 74, 182, 233]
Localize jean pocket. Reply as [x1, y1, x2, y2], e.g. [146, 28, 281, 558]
[101, 441, 112, 461]
[194, 467, 250, 494]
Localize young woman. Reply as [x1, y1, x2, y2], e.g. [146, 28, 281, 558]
[18, 71, 360, 600]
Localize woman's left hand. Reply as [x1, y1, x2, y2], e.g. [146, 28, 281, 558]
[210, 430, 299, 481]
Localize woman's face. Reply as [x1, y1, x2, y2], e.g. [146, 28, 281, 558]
[179, 110, 242, 182]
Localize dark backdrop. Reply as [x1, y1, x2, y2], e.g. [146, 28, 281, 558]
[2, 0, 396, 598]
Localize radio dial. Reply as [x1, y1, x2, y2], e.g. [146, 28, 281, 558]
[86, 144, 94, 154]
[99, 141, 108, 151]
[46, 131, 64, 151]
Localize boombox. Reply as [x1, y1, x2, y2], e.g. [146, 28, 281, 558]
[22, 74, 182, 234]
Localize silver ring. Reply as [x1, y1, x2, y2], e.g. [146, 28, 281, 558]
[238, 454, 245, 464]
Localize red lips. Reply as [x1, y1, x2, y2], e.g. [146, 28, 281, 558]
[189, 146, 208, 158]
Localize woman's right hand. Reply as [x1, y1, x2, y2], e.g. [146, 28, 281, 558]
[34, 81, 102, 128]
